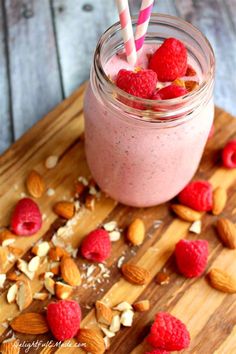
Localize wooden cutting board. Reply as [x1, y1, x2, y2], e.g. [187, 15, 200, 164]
[0, 84, 236, 354]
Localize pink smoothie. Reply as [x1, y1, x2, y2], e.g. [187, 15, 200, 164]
[84, 44, 214, 207]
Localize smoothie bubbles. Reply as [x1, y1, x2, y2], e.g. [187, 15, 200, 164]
[83, 1, 215, 207]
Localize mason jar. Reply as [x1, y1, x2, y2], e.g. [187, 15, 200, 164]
[84, 14, 215, 207]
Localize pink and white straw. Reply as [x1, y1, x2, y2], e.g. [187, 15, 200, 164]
[135, 0, 154, 55]
[116, 0, 137, 66]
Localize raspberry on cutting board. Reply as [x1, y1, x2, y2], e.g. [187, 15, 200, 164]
[175, 239, 209, 278]
[81, 228, 111, 262]
[222, 140, 236, 168]
[47, 300, 81, 341]
[10, 197, 42, 236]
[146, 312, 190, 351]
[178, 180, 213, 211]
[149, 38, 187, 82]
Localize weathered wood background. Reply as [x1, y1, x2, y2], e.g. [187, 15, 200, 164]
[0, 0, 236, 154]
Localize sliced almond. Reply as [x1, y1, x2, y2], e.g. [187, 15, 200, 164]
[0, 274, 6, 288]
[127, 218, 145, 246]
[7, 283, 18, 304]
[120, 309, 134, 327]
[16, 280, 33, 311]
[121, 263, 150, 285]
[32, 241, 50, 257]
[0, 229, 15, 245]
[85, 194, 95, 211]
[133, 300, 150, 312]
[17, 259, 35, 280]
[103, 336, 111, 350]
[33, 292, 49, 301]
[28, 256, 40, 272]
[26, 170, 45, 198]
[100, 326, 115, 338]
[109, 230, 121, 242]
[216, 218, 236, 249]
[45, 155, 58, 169]
[0, 339, 20, 354]
[109, 314, 121, 333]
[95, 301, 113, 325]
[189, 220, 202, 234]
[50, 262, 60, 275]
[76, 328, 105, 354]
[11, 312, 49, 334]
[60, 256, 81, 286]
[171, 204, 202, 222]
[103, 221, 117, 232]
[44, 277, 55, 295]
[208, 268, 236, 293]
[0, 246, 8, 272]
[113, 301, 132, 312]
[212, 187, 227, 215]
[55, 282, 73, 299]
[48, 246, 69, 261]
[53, 201, 75, 219]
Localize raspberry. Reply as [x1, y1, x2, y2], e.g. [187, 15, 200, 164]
[47, 300, 81, 341]
[149, 38, 187, 82]
[81, 228, 111, 262]
[222, 140, 236, 168]
[145, 350, 170, 354]
[116, 69, 157, 99]
[175, 239, 209, 278]
[10, 198, 42, 236]
[147, 312, 190, 351]
[178, 180, 213, 211]
[152, 85, 188, 100]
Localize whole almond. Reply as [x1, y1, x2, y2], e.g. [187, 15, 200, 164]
[121, 263, 150, 285]
[11, 312, 49, 334]
[212, 187, 227, 215]
[0, 339, 20, 354]
[95, 301, 113, 325]
[26, 170, 45, 198]
[77, 328, 105, 354]
[53, 201, 75, 219]
[61, 256, 81, 286]
[16, 279, 33, 311]
[127, 218, 145, 246]
[216, 218, 236, 249]
[55, 282, 73, 300]
[171, 204, 201, 222]
[133, 299, 150, 312]
[208, 268, 236, 293]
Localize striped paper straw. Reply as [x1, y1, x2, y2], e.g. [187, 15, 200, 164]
[116, 0, 137, 66]
[135, 0, 154, 55]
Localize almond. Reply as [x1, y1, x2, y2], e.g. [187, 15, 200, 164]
[76, 328, 105, 354]
[7, 271, 23, 282]
[113, 301, 132, 311]
[7, 283, 18, 304]
[50, 262, 60, 275]
[55, 282, 73, 299]
[133, 299, 150, 312]
[208, 268, 236, 293]
[173, 78, 185, 87]
[216, 218, 236, 249]
[53, 201, 75, 219]
[32, 241, 50, 257]
[11, 312, 49, 334]
[48, 246, 69, 261]
[100, 326, 115, 338]
[109, 314, 121, 333]
[60, 256, 81, 286]
[0, 274, 6, 288]
[85, 194, 95, 211]
[45, 155, 58, 169]
[33, 292, 49, 301]
[16, 279, 33, 311]
[127, 218, 145, 246]
[120, 309, 134, 327]
[0, 246, 8, 272]
[95, 301, 113, 325]
[26, 170, 45, 198]
[17, 259, 35, 280]
[189, 220, 202, 234]
[28, 256, 40, 272]
[0, 229, 15, 246]
[44, 277, 55, 295]
[185, 80, 199, 92]
[0, 339, 20, 354]
[155, 272, 170, 285]
[121, 263, 150, 285]
[171, 204, 201, 222]
[8, 246, 23, 257]
[212, 187, 227, 215]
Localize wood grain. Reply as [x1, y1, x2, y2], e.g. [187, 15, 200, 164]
[0, 85, 236, 353]
[4, 0, 63, 140]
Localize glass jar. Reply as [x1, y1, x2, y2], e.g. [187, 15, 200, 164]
[84, 14, 215, 207]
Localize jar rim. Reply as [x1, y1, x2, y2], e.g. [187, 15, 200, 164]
[93, 13, 215, 124]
